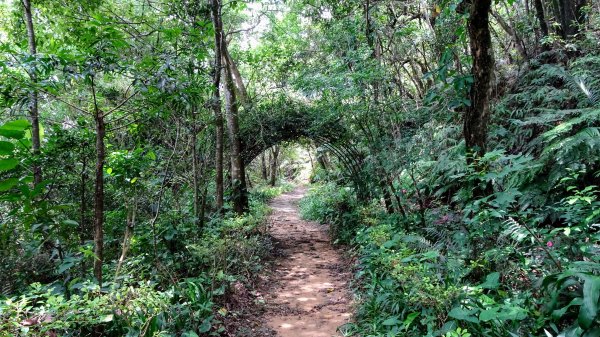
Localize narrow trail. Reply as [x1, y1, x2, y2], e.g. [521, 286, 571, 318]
[262, 186, 353, 337]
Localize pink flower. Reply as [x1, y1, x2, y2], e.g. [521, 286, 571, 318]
[547, 241, 553, 248]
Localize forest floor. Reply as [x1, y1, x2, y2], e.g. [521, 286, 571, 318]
[259, 186, 353, 337]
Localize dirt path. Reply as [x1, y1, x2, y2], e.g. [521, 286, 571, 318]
[262, 186, 353, 337]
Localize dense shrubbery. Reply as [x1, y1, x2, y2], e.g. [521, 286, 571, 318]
[0, 186, 284, 337]
[300, 52, 600, 335]
[303, 173, 599, 336]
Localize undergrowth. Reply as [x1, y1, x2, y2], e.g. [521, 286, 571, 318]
[0, 185, 290, 337]
[300, 53, 600, 336]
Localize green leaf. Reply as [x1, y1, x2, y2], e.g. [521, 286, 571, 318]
[582, 327, 600, 337]
[579, 275, 600, 329]
[403, 312, 420, 330]
[0, 141, 15, 155]
[496, 306, 528, 321]
[479, 308, 499, 321]
[382, 316, 401, 326]
[2, 120, 31, 130]
[100, 314, 113, 323]
[0, 178, 19, 192]
[0, 128, 25, 139]
[62, 219, 79, 227]
[182, 332, 199, 337]
[552, 297, 583, 319]
[0, 158, 19, 171]
[0, 120, 31, 140]
[198, 316, 212, 333]
[448, 307, 479, 323]
[480, 272, 501, 289]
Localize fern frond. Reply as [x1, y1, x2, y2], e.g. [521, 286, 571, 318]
[500, 217, 529, 243]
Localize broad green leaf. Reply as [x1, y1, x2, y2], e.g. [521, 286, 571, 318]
[0, 158, 19, 171]
[0, 128, 25, 140]
[2, 120, 31, 130]
[496, 306, 528, 321]
[0, 141, 14, 155]
[479, 308, 499, 321]
[579, 275, 600, 329]
[480, 272, 501, 289]
[448, 307, 479, 323]
[0, 178, 19, 191]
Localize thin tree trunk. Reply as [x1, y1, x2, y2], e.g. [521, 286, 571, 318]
[199, 184, 208, 229]
[387, 178, 407, 218]
[149, 124, 180, 259]
[222, 59, 249, 214]
[210, 0, 224, 213]
[270, 146, 279, 187]
[261, 153, 268, 181]
[22, 0, 42, 186]
[492, 11, 528, 61]
[115, 200, 136, 278]
[381, 182, 394, 214]
[80, 153, 88, 244]
[92, 77, 105, 286]
[464, 0, 494, 160]
[192, 121, 200, 223]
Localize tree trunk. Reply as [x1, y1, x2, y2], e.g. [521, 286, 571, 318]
[464, 0, 494, 160]
[22, 0, 42, 186]
[533, 0, 550, 38]
[270, 146, 279, 187]
[210, 0, 224, 213]
[115, 200, 136, 278]
[381, 182, 394, 214]
[261, 153, 268, 181]
[191, 122, 200, 223]
[223, 46, 250, 108]
[222, 60, 249, 214]
[80, 153, 88, 244]
[92, 78, 105, 286]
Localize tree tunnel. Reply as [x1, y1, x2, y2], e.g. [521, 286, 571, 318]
[239, 99, 369, 197]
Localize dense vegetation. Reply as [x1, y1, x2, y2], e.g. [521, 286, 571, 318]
[1, 0, 599, 336]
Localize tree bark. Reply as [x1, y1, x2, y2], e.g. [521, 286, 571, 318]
[80, 153, 88, 244]
[22, 0, 42, 186]
[210, 0, 224, 213]
[92, 78, 105, 286]
[115, 200, 136, 278]
[464, 0, 494, 160]
[222, 59, 249, 214]
[223, 46, 250, 108]
[261, 153, 268, 181]
[270, 146, 279, 187]
[533, 0, 549, 38]
[191, 121, 200, 223]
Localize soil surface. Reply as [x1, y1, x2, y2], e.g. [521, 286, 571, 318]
[262, 186, 353, 337]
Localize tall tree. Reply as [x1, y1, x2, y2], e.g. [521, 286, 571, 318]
[464, 0, 494, 160]
[210, 0, 225, 212]
[91, 76, 105, 286]
[22, 0, 43, 186]
[222, 52, 249, 214]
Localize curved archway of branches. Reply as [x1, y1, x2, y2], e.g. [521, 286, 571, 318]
[240, 98, 365, 191]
